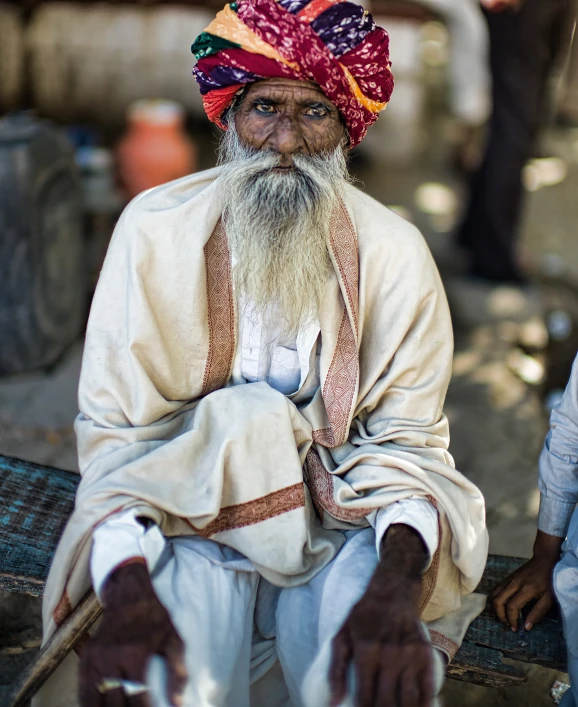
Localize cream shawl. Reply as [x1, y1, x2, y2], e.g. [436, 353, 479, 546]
[41, 166, 488, 659]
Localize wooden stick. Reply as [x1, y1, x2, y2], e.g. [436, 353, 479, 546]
[4, 592, 102, 707]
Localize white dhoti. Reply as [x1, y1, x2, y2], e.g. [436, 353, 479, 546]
[144, 528, 447, 707]
[40, 529, 445, 707]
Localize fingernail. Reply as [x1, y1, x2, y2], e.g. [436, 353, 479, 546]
[525, 623, 533, 631]
[511, 626, 517, 632]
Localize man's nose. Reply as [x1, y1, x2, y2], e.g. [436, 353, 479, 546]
[266, 116, 306, 164]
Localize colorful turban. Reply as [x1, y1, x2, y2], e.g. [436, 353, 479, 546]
[191, 0, 394, 147]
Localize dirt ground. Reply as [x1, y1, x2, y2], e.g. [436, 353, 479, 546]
[3, 117, 578, 704]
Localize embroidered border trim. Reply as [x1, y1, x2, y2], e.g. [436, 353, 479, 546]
[330, 200, 359, 328]
[193, 482, 305, 538]
[313, 201, 359, 448]
[313, 310, 358, 448]
[429, 629, 459, 662]
[305, 448, 372, 522]
[419, 495, 442, 616]
[201, 219, 235, 396]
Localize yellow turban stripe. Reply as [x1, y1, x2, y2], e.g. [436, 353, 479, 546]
[204, 6, 301, 71]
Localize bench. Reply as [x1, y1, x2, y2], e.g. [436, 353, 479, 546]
[0, 453, 568, 705]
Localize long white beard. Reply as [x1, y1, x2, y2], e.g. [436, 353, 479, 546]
[218, 122, 350, 337]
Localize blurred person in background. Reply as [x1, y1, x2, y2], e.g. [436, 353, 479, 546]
[413, 0, 491, 168]
[493, 352, 578, 707]
[458, 0, 574, 284]
[34, 0, 489, 705]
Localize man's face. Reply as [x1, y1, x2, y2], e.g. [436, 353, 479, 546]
[235, 78, 346, 166]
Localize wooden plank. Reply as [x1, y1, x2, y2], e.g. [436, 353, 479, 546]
[448, 641, 526, 688]
[465, 555, 567, 671]
[464, 604, 566, 671]
[0, 455, 79, 595]
[446, 554, 568, 682]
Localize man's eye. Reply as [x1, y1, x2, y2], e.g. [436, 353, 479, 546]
[255, 104, 276, 114]
[304, 106, 328, 117]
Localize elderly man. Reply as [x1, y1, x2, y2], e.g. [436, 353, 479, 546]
[36, 1, 488, 705]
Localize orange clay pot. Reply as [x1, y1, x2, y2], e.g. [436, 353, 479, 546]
[117, 99, 197, 199]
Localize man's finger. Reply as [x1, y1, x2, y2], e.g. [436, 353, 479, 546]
[79, 683, 106, 707]
[163, 634, 188, 706]
[329, 632, 352, 707]
[126, 692, 151, 707]
[493, 579, 521, 623]
[78, 656, 106, 707]
[505, 587, 537, 630]
[418, 649, 434, 707]
[375, 647, 396, 707]
[525, 592, 555, 630]
[121, 665, 151, 707]
[354, 644, 380, 707]
[102, 687, 126, 707]
[399, 662, 421, 707]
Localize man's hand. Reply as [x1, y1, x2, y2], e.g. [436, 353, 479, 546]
[492, 530, 563, 631]
[79, 561, 187, 707]
[329, 524, 433, 707]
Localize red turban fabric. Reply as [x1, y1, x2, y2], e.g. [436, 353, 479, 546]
[192, 0, 394, 147]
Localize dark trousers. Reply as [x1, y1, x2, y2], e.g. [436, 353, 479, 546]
[457, 0, 573, 283]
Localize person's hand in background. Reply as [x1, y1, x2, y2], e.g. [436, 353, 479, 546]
[492, 530, 563, 631]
